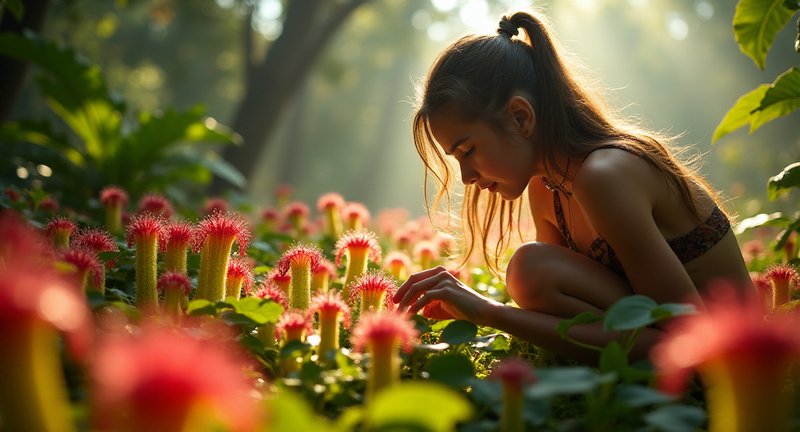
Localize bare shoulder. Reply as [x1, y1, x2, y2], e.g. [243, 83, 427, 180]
[573, 146, 660, 204]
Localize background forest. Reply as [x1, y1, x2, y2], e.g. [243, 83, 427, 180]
[2, 0, 798, 222]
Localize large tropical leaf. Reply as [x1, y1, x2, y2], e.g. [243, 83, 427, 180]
[750, 67, 800, 132]
[733, 0, 797, 69]
[768, 162, 800, 200]
[712, 84, 770, 143]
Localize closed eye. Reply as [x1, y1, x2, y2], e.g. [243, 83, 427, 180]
[463, 147, 475, 157]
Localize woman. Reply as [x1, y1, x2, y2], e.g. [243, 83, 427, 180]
[393, 11, 751, 362]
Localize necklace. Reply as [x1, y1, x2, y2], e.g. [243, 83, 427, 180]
[541, 159, 572, 196]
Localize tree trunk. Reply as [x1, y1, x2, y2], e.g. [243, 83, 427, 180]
[0, 0, 51, 122]
[212, 0, 368, 193]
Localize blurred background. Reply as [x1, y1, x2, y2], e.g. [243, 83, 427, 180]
[3, 0, 798, 220]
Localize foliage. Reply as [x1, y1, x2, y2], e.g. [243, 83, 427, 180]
[0, 32, 244, 209]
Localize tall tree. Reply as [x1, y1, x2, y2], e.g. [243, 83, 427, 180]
[214, 0, 369, 192]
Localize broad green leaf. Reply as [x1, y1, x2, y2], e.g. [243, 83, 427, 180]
[439, 320, 478, 345]
[426, 353, 475, 388]
[734, 212, 788, 234]
[2, 0, 24, 22]
[712, 84, 769, 143]
[776, 217, 800, 250]
[599, 341, 628, 374]
[733, 0, 797, 69]
[644, 404, 707, 432]
[557, 311, 602, 340]
[651, 303, 698, 321]
[604, 295, 659, 331]
[768, 162, 800, 200]
[616, 384, 674, 407]
[751, 67, 800, 132]
[226, 297, 284, 324]
[267, 387, 334, 432]
[280, 340, 311, 359]
[365, 382, 472, 432]
[186, 299, 217, 316]
[528, 367, 608, 397]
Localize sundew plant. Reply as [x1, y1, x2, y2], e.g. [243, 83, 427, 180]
[1, 0, 799, 431]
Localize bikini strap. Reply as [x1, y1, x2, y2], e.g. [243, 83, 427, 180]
[553, 191, 580, 252]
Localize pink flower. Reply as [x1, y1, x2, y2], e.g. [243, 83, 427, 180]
[39, 196, 59, 214]
[342, 201, 370, 230]
[137, 193, 174, 219]
[489, 357, 537, 393]
[763, 264, 799, 310]
[316, 192, 345, 212]
[276, 243, 323, 275]
[192, 211, 250, 255]
[310, 290, 351, 330]
[275, 310, 313, 342]
[45, 216, 77, 249]
[351, 310, 418, 355]
[383, 251, 412, 278]
[126, 213, 164, 248]
[92, 325, 261, 432]
[413, 240, 440, 269]
[266, 268, 292, 295]
[159, 221, 194, 252]
[99, 186, 128, 208]
[203, 197, 230, 216]
[226, 256, 254, 298]
[253, 283, 288, 310]
[157, 271, 192, 296]
[275, 184, 293, 200]
[334, 230, 382, 268]
[61, 248, 103, 291]
[349, 271, 397, 314]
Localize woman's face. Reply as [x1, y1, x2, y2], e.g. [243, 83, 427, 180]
[429, 111, 537, 200]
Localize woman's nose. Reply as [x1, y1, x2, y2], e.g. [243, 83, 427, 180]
[460, 163, 478, 185]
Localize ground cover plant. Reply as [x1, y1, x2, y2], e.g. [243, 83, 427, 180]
[1, 0, 799, 430]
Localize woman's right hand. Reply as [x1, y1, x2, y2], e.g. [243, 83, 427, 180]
[392, 266, 501, 325]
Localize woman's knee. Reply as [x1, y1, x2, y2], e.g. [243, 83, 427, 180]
[506, 242, 561, 311]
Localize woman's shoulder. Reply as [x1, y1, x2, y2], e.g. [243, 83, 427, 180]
[574, 143, 661, 200]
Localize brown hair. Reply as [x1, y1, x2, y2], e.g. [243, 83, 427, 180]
[412, 11, 725, 277]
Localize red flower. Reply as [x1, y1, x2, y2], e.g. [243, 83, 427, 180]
[253, 283, 288, 310]
[159, 221, 194, 252]
[99, 186, 128, 208]
[203, 197, 230, 216]
[284, 201, 309, 220]
[276, 243, 322, 275]
[334, 230, 382, 267]
[138, 193, 174, 219]
[227, 256, 254, 295]
[275, 310, 313, 342]
[157, 272, 192, 296]
[39, 196, 59, 213]
[310, 290, 351, 329]
[490, 357, 537, 393]
[384, 251, 412, 270]
[61, 248, 103, 288]
[126, 213, 164, 248]
[313, 258, 337, 278]
[343, 201, 370, 227]
[45, 216, 77, 247]
[351, 310, 418, 354]
[275, 184, 293, 200]
[349, 271, 397, 312]
[260, 207, 280, 224]
[73, 228, 118, 267]
[192, 211, 250, 254]
[92, 325, 260, 432]
[317, 192, 345, 212]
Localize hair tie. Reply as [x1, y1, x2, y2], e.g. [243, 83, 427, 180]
[497, 19, 519, 38]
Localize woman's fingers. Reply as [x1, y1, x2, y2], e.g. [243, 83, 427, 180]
[395, 270, 453, 312]
[393, 265, 447, 303]
[408, 286, 451, 316]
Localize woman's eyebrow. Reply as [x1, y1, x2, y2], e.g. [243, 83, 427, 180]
[445, 137, 469, 156]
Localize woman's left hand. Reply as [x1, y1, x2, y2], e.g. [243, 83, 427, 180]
[392, 266, 501, 324]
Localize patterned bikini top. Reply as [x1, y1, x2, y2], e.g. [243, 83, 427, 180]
[550, 154, 731, 277]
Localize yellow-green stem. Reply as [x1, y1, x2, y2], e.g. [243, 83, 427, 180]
[53, 232, 70, 250]
[105, 204, 122, 235]
[290, 262, 311, 310]
[164, 245, 188, 275]
[196, 238, 235, 302]
[225, 277, 244, 300]
[500, 386, 524, 432]
[0, 322, 75, 432]
[773, 280, 792, 310]
[420, 254, 433, 271]
[135, 236, 158, 311]
[318, 310, 341, 358]
[74, 269, 89, 293]
[258, 323, 276, 348]
[367, 340, 399, 401]
[311, 272, 329, 293]
[87, 267, 106, 295]
[163, 289, 184, 323]
[325, 208, 342, 238]
[342, 248, 369, 300]
[361, 293, 384, 315]
[702, 358, 793, 432]
[388, 263, 406, 282]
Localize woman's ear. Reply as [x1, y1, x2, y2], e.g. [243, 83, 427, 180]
[507, 95, 536, 138]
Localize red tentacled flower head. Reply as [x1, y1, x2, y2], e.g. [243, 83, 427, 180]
[351, 310, 418, 354]
[383, 251, 412, 270]
[276, 243, 322, 275]
[253, 283, 288, 310]
[413, 240, 440, 261]
[317, 192, 345, 212]
[126, 213, 164, 247]
[349, 271, 397, 310]
[227, 257, 254, 295]
[763, 264, 799, 287]
[159, 221, 194, 252]
[45, 216, 77, 241]
[40, 196, 59, 214]
[334, 230, 382, 267]
[0, 212, 92, 359]
[203, 197, 230, 216]
[260, 207, 280, 224]
[157, 271, 192, 296]
[310, 290, 351, 329]
[92, 325, 261, 432]
[99, 186, 128, 208]
[343, 201, 370, 226]
[275, 310, 313, 342]
[73, 228, 119, 268]
[275, 184, 293, 200]
[61, 248, 103, 287]
[490, 357, 537, 393]
[138, 193, 174, 219]
[284, 202, 309, 220]
[192, 211, 250, 254]
[313, 258, 337, 277]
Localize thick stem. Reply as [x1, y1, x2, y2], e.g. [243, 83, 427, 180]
[311, 272, 329, 293]
[367, 340, 399, 401]
[702, 358, 793, 432]
[325, 208, 342, 238]
[289, 262, 311, 310]
[53, 231, 70, 250]
[164, 245, 188, 275]
[258, 323, 276, 348]
[225, 277, 244, 300]
[0, 322, 75, 432]
[196, 238, 235, 302]
[318, 310, 341, 358]
[163, 289, 184, 323]
[500, 386, 524, 432]
[361, 292, 384, 315]
[87, 267, 106, 295]
[772, 280, 791, 310]
[105, 204, 122, 235]
[342, 248, 368, 300]
[135, 236, 159, 311]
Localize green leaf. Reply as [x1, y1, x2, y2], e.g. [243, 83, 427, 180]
[733, 0, 797, 69]
[644, 405, 707, 432]
[280, 340, 311, 359]
[604, 295, 661, 331]
[185, 299, 218, 316]
[557, 311, 602, 340]
[734, 212, 788, 234]
[528, 367, 605, 397]
[364, 382, 472, 432]
[439, 320, 477, 345]
[712, 84, 770, 143]
[226, 297, 284, 324]
[784, 0, 800, 10]
[768, 162, 800, 200]
[751, 67, 800, 132]
[267, 387, 334, 432]
[616, 384, 674, 407]
[599, 341, 628, 374]
[2, 0, 25, 21]
[426, 353, 475, 388]
[776, 217, 800, 250]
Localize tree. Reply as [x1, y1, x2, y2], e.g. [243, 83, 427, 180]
[214, 0, 370, 192]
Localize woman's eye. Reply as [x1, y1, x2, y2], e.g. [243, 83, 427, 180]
[463, 147, 475, 157]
